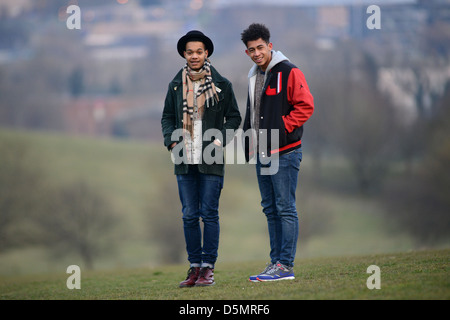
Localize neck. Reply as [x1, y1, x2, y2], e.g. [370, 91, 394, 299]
[260, 51, 272, 72]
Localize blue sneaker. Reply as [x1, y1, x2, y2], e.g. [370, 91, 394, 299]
[256, 262, 295, 281]
[249, 263, 275, 282]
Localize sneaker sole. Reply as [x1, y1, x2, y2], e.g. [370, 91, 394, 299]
[257, 276, 295, 282]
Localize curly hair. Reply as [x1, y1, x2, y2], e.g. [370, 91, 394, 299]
[241, 23, 271, 47]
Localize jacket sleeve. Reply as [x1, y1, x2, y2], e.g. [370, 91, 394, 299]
[282, 68, 314, 133]
[161, 83, 178, 150]
[220, 81, 242, 146]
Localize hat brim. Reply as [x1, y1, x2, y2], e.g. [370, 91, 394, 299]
[177, 32, 214, 58]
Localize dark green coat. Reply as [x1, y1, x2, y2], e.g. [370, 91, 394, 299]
[161, 66, 242, 176]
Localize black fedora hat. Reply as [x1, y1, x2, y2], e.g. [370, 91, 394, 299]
[177, 30, 214, 58]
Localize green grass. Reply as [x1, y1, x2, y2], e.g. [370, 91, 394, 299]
[0, 249, 448, 300]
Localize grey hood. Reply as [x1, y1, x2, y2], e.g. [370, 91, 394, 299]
[247, 50, 289, 79]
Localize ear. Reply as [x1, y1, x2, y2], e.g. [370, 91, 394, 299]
[205, 49, 208, 58]
[245, 49, 250, 56]
[268, 42, 273, 50]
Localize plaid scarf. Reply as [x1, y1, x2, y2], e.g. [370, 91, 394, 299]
[182, 59, 219, 137]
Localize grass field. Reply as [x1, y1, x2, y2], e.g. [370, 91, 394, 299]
[1, 249, 448, 300]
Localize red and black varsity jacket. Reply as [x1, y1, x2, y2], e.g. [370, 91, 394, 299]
[243, 51, 314, 161]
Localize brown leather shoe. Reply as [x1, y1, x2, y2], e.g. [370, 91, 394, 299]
[179, 267, 200, 288]
[195, 267, 215, 286]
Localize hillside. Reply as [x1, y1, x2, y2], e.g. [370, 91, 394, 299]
[0, 128, 447, 277]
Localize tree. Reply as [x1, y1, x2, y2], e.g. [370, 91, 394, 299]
[383, 84, 450, 245]
[147, 181, 184, 264]
[36, 181, 120, 269]
[336, 50, 398, 194]
[68, 67, 84, 98]
[0, 137, 43, 251]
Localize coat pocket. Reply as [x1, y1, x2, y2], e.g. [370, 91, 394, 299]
[279, 116, 288, 146]
[265, 72, 282, 96]
[209, 91, 224, 112]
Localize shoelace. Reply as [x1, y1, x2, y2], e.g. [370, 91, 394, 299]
[185, 267, 197, 279]
[198, 267, 213, 278]
[261, 263, 274, 274]
[265, 265, 280, 275]
[265, 263, 288, 275]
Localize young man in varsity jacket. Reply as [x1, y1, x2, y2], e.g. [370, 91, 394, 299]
[241, 23, 314, 282]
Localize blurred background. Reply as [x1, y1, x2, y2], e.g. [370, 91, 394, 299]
[0, 0, 449, 275]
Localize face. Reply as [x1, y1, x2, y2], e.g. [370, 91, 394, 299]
[184, 41, 208, 71]
[245, 38, 273, 71]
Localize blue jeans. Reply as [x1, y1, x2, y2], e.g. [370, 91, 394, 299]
[176, 165, 224, 267]
[256, 148, 302, 267]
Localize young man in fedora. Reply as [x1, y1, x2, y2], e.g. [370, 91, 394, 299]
[241, 23, 314, 282]
[161, 30, 241, 287]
